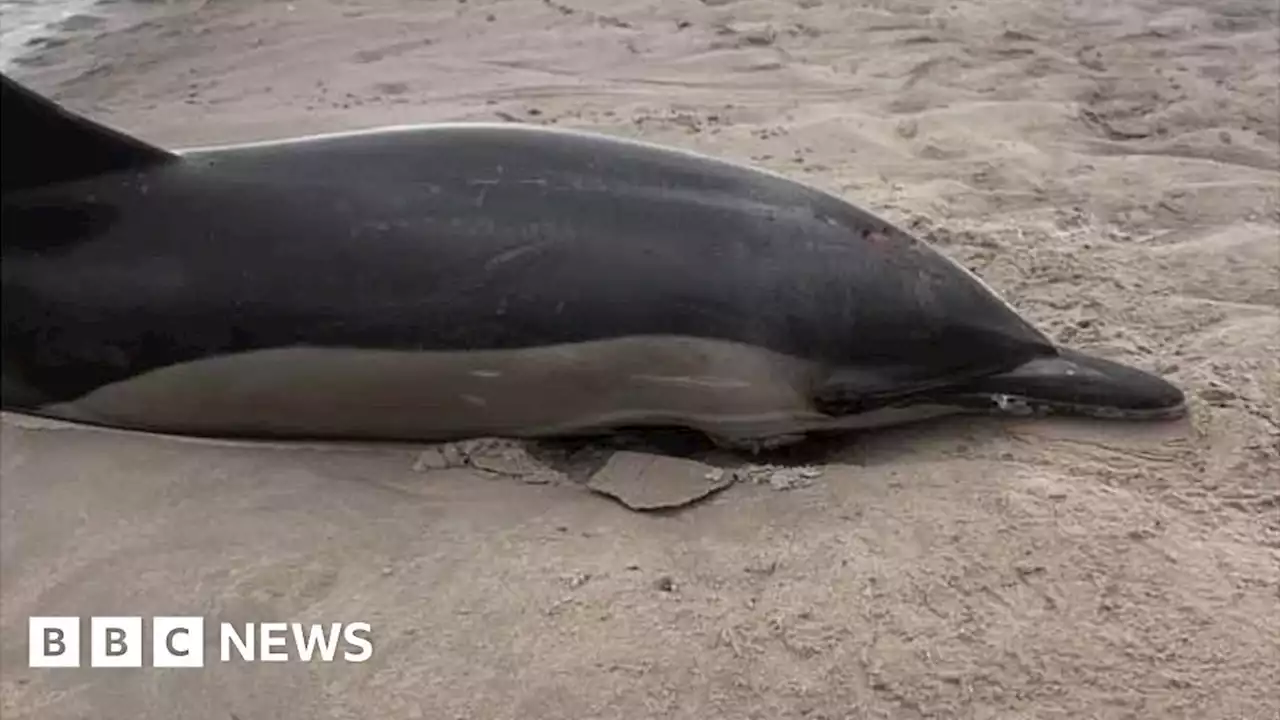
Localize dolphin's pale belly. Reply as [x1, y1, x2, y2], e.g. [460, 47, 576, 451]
[38, 335, 959, 442]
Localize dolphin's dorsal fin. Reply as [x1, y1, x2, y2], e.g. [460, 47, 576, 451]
[1, 73, 177, 194]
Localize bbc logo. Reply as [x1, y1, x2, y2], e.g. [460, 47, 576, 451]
[30, 616, 373, 667]
[29, 616, 204, 668]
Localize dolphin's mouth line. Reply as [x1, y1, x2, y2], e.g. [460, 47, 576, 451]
[924, 391, 1190, 421]
[815, 388, 1188, 423]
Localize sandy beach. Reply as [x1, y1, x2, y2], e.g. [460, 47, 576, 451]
[2, 0, 1278, 718]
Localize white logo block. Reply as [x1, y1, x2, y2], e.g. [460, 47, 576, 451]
[153, 616, 205, 668]
[29, 617, 80, 668]
[90, 616, 142, 667]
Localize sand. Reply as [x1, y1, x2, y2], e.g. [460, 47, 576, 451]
[1, 0, 1278, 718]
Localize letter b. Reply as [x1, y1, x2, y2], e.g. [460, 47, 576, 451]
[91, 617, 142, 667]
[29, 617, 80, 668]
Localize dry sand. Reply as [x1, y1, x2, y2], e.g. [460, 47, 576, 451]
[2, 0, 1278, 718]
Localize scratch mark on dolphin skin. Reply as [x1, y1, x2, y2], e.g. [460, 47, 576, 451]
[485, 240, 556, 270]
[631, 375, 752, 389]
[470, 370, 503, 378]
[470, 178, 499, 208]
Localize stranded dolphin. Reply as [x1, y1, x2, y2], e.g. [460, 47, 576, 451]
[0, 73, 1185, 449]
